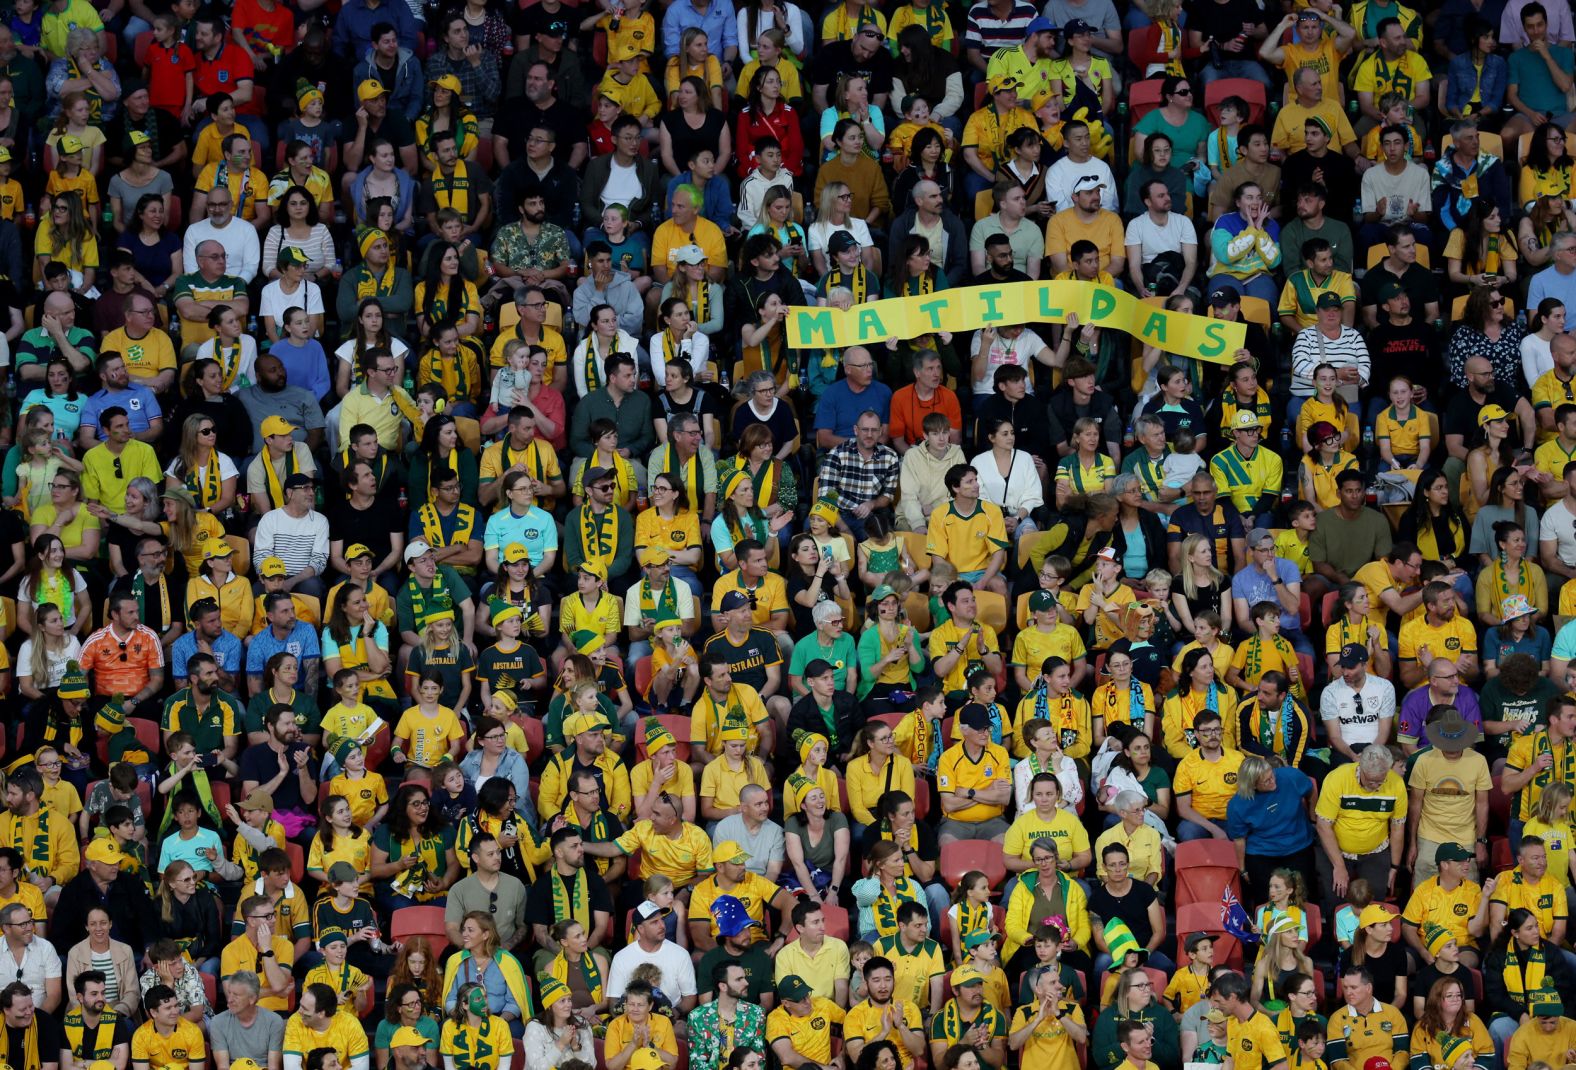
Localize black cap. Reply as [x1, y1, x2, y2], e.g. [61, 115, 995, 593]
[829, 230, 859, 254]
[1338, 643, 1369, 668]
[959, 702, 992, 730]
[803, 658, 834, 678]
[283, 473, 314, 490]
[1209, 285, 1241, 306]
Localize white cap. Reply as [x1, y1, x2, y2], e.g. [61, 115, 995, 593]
[403, 540, 434, 563]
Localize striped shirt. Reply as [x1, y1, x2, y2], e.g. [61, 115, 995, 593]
[1290, 324, 1371, 397]
[253, 508, 330, 581]
[963, 0, 1038, 55]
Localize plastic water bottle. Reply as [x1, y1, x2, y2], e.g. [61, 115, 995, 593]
[1122, 422, 1134, 450]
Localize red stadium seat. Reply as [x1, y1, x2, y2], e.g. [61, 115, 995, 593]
[939, 839, 1007, 891]
[914, 778, 931, 820]
[633, 655, 653, 698]
[634, 715, 691, 763]
[1127, 79, 1165, 123]
[391, 905, 448, 953]
[519, 717, 544, 765]
[129, 718, 162, 759]
[1176, 865, 1241, 908]
[133, 30, 154, 67]
[284, 842, 305, 883]
[1204, 78, 1268, 125]
[1175, 839, 1238, 870]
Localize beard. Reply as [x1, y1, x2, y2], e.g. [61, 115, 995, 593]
[524, 208, 548, 225]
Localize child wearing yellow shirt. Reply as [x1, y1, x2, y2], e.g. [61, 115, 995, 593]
[0, 148, 20, 222]
[887, 94, 953, 169]
[600, 41, 662, 125]
[320, 670, 384, 753]
[303, 929, 372, 1011]
[1163, 933, 1215, 1012]
[326, 739, 390, 828]
[1275, 503, 1316, 578]
[584, 0, 656, 76]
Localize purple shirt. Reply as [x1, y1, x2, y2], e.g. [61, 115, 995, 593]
[1397, 683, 1483, 745]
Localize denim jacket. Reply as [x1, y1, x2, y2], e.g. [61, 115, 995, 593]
[1445, 51, 1508, 116]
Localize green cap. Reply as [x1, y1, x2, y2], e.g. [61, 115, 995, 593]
[777, 975, 813, 1002]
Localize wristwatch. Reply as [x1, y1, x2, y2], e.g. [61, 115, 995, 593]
[966, 788, 976, 799]
[260, 950, 275, 958]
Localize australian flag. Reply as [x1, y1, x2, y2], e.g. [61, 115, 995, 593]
[1221, 886, 1261, 944]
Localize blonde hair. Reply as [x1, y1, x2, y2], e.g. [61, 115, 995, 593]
[1179, 533, 1225, 599]
[1535, 780, 1575, 824]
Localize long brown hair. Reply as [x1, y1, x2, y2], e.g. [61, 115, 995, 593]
[390, 935, 442, 1010]
[1417, 976, 1471, 1039]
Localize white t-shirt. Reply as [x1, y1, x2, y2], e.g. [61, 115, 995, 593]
[1359, 161, 1433, 226]
[258, 279, 326, 325]
[15, 635, 82, 685]
[334, 337, 410, 372]
[18, 572, 90, 629]
[971, 328, 1048, 395]
[1542, 500, 1576, 569]
[807, 218, 874, 255]
[1318, 674, 1397, 748]
[164, 452, 240, 486]
[646, 331, 711, 385]
[605, 939, 697, 999]
[601, 159, 644, 212]
[1123, 211, 1197, 266]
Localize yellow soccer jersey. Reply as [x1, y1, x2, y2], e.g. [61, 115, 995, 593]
[393, 705, 465, 768]
[131, 1019, 205, 1070]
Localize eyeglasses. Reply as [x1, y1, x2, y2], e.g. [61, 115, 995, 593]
[522, 300, 547, 310]
[198, 426, 216, 436]
[836, 193, 853, 200]
[249, 911, 277, 921]
[49, 483, 71, 491]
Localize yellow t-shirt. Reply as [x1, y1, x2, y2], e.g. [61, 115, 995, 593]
[393, 705, 465, 768]
[1374, 405, 1430, 457]
[1003, 807, 1089, 871]
[327, 771, 389, 828]
[1314, 763, 1408, 855]
[1173, 748, 1245, 821]
[1402, 874, 1484, 948]
[306, 827, 373, 883]
[766, 998, 845, 1065]
[926, 499, 1008, 574]
[131, 1019, 205, 1070]
[936, 741, 1011, 822]
[1489, 866, 1568, 938]
[612, 819, 714, 888]
[1396, 614, 1478, 673]
[928, 619, 1002, 694]
[698, 755, 771, 811]
[1229, 1011, 1289, 1070]
[689, 871, 781, 939]
[846, 999, 925, 1066]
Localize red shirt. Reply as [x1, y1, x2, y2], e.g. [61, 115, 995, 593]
[195, 41, 259, 115]
[231, 0, 295, 56]
[147, 41, 197, 115]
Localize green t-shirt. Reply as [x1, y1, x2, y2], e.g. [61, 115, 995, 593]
[1135, 107, 1211, 161]
[395, 565, 473, 635]
[789, 632, 857, 692]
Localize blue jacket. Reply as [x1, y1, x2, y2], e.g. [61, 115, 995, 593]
[353, 45, 424, 121]
[458, 748, 539, 830]
[1444, 51, 1508, 116]
[332, 0, 420, 59]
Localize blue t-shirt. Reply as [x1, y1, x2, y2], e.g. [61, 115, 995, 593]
[1509, 42, 1576, 116]
[17, 390, 85, 441]
[80, 384, 162, 438]
[1484, 622, 1553, 665]
[170, 628, 244, 680]
[813, 379, 893, 440]
[1230, 558, 1303, 633]
[482, 505, 557, 564]
[1224, 765, 1314, 855]
[267, 337, 332, 401]
[157, 826, 224, 873]
[245, 620, 324, 674]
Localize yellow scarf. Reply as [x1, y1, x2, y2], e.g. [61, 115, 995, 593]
[829, 265, 870, 304]
[687, 279, 711, 326]
[354, 261, 397, 303]
[214, 339, 245, 390]
[183, 452, 223, 507]
[262, 446, 299, 510]
[579, 503, 622, 560]
[660, 443, 701, 509]
[431, 160, 472, 217]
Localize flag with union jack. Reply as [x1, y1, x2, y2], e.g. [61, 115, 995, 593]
[1221, 886, 1260, 943]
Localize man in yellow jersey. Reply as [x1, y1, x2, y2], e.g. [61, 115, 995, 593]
[928, 581, 1004, 696]
[584, 794, 713, 894]
[220, 894, 296, 1012]
[936, 703, 1012, 843]
[1489, 835, 1569, 943]
[1315, 745, 1408, 909]
[1533, 334, 1576, 443]
[282, 982, 370, 1070]
[1534, 404, 1576, 494]
[927, 464, 1009, 594]
[1009, 965, 1085, 1070]
[1174, 710, 1245, 843]
[844, 955, 927, 1066]
[0, 765, 78, 910]
[1216, 972, 1289, 1070]
[687, 842, 793, 952]
[477, 406, 566, 508]
[1324, 963, 1409, 1070]
[132, 985, 206, 1070]
[1401, 844, 1488, 967]
[874, 901, 947, 1014]
[928, 966, 1008, 1066]
[1209, 412, 1284, 523]
[767, 975, 845, 1069]
[986, 17, 1058, 110]
[1396, 583, 1479, 690]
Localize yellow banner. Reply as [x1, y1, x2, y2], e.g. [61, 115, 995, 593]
[785, 280, 1246, 360]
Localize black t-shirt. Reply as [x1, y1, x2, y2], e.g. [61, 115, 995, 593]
[1361, 261, 1441, 321]
[660, 109, 729, 173]
[701, 627, 781, 694]
[239, 741, 316, 811]
[511, 1, 589, 53]
[494, 160, 581, 227]
[103, 107, 184, 168]
[109, 568, 188, 637]
[808, 40, 894, 96]
[1443, 382, 1520, 444]
[1183, 0, 1269, 48]
[972, 394, 1051, 459]
[330, 497, 401, 567]
[4, 1011, 62, 1070]
[352, 111, 416, 151]
[475, 640, 545, 698]
[496, 97, 588, 163]
[1367, 320, 1439, 400]
[525, 865, 614, 925]
[1352, 939, 1409, 1005]
[1087, 878, 1161, 949]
